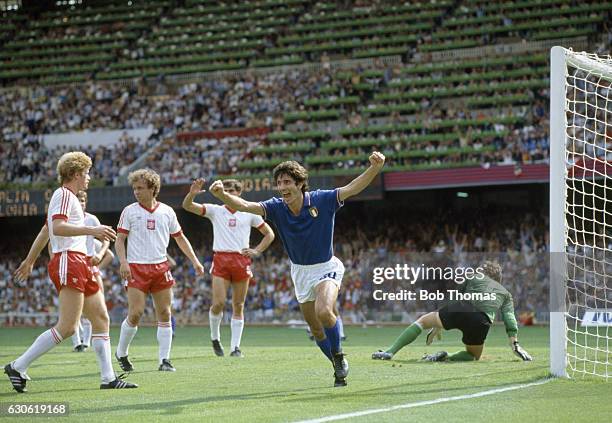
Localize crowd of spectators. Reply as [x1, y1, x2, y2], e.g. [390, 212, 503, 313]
[0, 69, 331, 142]
[147, 134, 266, 184]
[0, 131, 156, 186]
[1, 206, 555, 327]
[302, 104, 550, 174]
[0, 53, 559, 187]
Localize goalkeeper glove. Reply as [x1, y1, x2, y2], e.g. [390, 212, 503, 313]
[512, 341, 533, 361]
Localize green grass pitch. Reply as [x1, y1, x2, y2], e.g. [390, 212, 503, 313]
[0, 326, 609, 422]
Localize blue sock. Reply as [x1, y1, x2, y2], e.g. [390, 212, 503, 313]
[336, 316, 345, 338]
[316, 337, 333, 361]
[324, 320, 341, 355]
[171, 316, 176, 335]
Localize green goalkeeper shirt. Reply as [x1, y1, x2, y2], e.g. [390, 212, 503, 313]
[458, 274, 519, 337]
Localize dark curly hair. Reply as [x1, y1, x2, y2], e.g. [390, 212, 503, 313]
[273, 161, 309, 193]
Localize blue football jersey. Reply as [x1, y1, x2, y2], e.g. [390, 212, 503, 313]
[259, 189, 343, 265]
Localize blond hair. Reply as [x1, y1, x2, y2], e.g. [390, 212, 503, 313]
[56, 152, 92, 184]
[128, 168, 161, 197]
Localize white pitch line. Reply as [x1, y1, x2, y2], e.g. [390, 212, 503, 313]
[294, 378, 553, 423]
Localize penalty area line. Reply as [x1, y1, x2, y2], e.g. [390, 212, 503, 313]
[294, 377, 553, 423]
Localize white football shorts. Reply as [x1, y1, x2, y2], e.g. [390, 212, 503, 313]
[290, 256, 345, 303]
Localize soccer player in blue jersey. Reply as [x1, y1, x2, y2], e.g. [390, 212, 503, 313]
[210, 152, 385, 387]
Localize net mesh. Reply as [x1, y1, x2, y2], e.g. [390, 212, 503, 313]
[564, 49, 612, 379]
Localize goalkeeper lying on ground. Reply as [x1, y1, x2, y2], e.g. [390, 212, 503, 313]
[372, 261, 533, 362]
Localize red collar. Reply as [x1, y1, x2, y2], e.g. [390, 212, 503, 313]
[139, 202, 160, 214]
[62, 185, 77, 195]
[224, 205, 237, 214]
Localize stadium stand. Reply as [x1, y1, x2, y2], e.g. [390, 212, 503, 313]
[146, 133, 267, 184]
[0, 130, 156, 186]
[1, 0, 169, 84]
[5, 0, 607, 186]
[0, 65, 550, 185]
[1, 0, 609, 85]
[421, 0, 611, 52]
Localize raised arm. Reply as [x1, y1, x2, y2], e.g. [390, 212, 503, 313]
[182, 178, 207, 215]
[241, 222, 275, 258]
[209, 180, 265, 216]
[14, 225, 50, 282]
[337, 151, 385, 202]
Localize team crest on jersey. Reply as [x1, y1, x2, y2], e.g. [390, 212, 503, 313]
[309, 206, 318, 218]
[229, 218, 237, 227]
[147, 219, 156, 230]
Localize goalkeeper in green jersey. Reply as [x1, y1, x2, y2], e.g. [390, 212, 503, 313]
[372, 261, 533, 362]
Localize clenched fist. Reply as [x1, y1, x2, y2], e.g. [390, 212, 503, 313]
[369, 151, 385, 170]
[209, 180, 225, 199]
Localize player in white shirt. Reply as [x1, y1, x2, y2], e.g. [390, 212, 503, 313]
[115, 169, 204, 373]
[7, 152, 137, 392]
[183, 178, 275, 357]
[16, 189, 115, 354]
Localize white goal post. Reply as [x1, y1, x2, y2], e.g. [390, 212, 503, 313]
[550, 46, 612, 379]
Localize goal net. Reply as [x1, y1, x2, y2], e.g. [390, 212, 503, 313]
[550, 47, 612, 379]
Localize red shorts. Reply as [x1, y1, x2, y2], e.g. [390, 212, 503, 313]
[211, 252, 252, 283]
[127, 261, 174, 294]
[48, 251, 99, 297]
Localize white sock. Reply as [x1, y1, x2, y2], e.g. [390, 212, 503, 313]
[209, 310, 223, 341]
[71, 323, 81, 348]
[13, 328, 63, 373]
[230, 318, 244, 351]
[92, 333, 115, 383]
[116, 319, 138, 357]
[337, 315, 345, 338]
[157, 322, 173, 363]
[81, 319, 92, 347]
